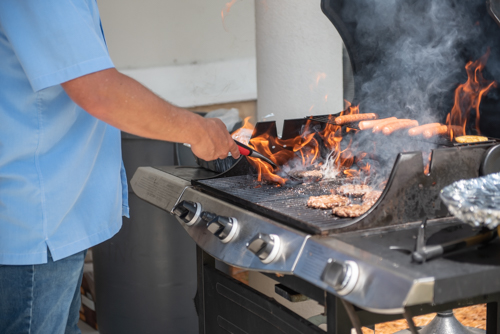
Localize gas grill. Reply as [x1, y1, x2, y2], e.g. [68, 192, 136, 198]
[131, 123, 500, 331]
[131, 0, 500, 333]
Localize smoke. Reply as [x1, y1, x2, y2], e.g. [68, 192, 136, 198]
[341, 0, 498, 123]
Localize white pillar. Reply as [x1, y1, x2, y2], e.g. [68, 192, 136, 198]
[255, 0, 344, 134]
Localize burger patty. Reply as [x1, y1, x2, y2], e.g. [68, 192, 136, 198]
[332, 203, 372, 218]
[335, 184, 372, 197]
[363, 190, 382, 202]
[307, 194, 350, 209]
[290, 169, 323, 179]
[332, 190, 382, 218]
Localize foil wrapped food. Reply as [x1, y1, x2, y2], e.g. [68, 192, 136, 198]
[440, 172, 500, 230]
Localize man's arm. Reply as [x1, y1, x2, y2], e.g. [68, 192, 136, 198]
[61, 68, 240, 161]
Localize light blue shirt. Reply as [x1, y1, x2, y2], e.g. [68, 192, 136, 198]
[0, 0, 129, 265]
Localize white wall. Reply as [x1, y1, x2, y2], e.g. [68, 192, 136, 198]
[99, 0, 256, 69]
[97, 0, 344, 116]
[98, 0, 257, 108]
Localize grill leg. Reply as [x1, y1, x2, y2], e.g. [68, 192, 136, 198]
[326, 292, 355, 334]
[487, 302, 500, 334]
[196, 246, 215, 334]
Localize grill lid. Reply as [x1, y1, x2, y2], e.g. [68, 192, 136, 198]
[320, 0, 500, 135]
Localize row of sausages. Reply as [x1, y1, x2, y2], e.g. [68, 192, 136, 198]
[334, 113, 447, 138]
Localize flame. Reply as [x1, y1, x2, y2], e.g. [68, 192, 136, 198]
[231, 116, 253, 145]
[224, 53, 497, 189]
[230, 101, 371, 185]
[318, 104, 368, 179]
[316, 72, 326, 85]
[261, 0, 269, 10]
[342, 100, 360, 115]
[310, 72, 327, 91]
[446, 50, 496, 140]
[423, 151, 432, 175]
[221, 0, 237, 31]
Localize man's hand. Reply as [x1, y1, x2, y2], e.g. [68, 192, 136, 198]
[61, 68, 239, 161]
[189, 118, 240, 161]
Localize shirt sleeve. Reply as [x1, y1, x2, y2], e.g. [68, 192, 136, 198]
[0, 0, 114, 92]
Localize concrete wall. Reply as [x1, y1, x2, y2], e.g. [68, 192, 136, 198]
[97, 0, 344, 118]
[97, 0, 257, 108]
[99, 0, 256, 70]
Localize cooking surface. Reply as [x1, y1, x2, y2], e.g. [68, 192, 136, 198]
[194, 175, 358, 235]
[153, 165, 360, 235]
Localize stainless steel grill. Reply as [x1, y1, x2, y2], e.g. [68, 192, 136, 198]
[130, 0, 500, 332]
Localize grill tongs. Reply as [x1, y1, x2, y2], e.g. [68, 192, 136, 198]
[390, 218, 497, 263]
[234, 140, 277, 168]
[412, 220, 497, 263]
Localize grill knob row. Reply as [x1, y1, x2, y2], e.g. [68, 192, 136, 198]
[206, 215, 239, 244]
[172, 200, 202, 226]
[321, 258, 359, 296]
[246, 233, 281, 264]
[173, 201, 281, 263]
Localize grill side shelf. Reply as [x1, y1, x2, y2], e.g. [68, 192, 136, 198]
[131, 166, 191, 212]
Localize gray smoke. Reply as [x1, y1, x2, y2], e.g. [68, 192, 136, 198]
[343, 0, 490, 123]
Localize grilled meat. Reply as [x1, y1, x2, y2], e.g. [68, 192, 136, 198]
[331, 190, 381, 217]
[363, 190, 382, 202]
[423, 124, 448, 138]
[332, 203, 372, 217]
[290, 169, 323, 179]
[334, 113, 378, 125]
[307, 194, 350, 209]
[335, 184, 372, 197]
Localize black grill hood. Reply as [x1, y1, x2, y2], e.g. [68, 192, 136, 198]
[320, 0, 500, 138]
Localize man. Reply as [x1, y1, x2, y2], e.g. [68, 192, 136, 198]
[0, 1, 239, 333]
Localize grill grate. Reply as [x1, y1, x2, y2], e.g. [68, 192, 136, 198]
[195, 175, 357, 234]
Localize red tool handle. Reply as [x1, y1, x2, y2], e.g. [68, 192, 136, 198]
[237, 145, 251, 156]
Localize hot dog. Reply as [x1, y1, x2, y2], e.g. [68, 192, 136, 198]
[448, 125, 465, 137]
[334, 113, 378, 125]
[382, 120, 419, 135]
[423, 125, 448, 138]
[359, 117, 397, 130]
[373, 119, 410, 133]
[407, 123, 442, 136]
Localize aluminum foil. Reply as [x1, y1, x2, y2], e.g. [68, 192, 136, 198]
[440, 172, 500, 230]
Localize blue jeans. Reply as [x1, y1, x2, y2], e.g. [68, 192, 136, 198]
[0, 249, 87, 334]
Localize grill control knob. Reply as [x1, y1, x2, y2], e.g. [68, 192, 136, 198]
[172, 201, 202, 226]
[321, 259, 359, 296]
[246, 233, 281, 264]
[206, 216, 239, 243]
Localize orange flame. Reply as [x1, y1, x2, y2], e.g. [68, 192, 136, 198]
[423, 151, 432, 175]
[221, 0, 237, 31]
[316, 72, 326, 85]
[230, 101, 371, 185]
[231, 116, 253, 145]
[446, 50, 496, 140]
[310, 72, 327, 91]
[342, 100, 360, 115]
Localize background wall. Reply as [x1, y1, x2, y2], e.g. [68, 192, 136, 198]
[98, 0, 344, 125]
[98, 0, 258, 108]
[99, 0, 256, 69]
